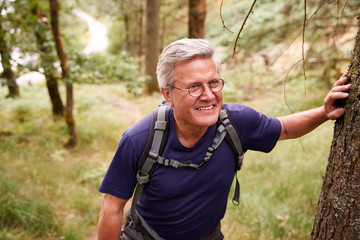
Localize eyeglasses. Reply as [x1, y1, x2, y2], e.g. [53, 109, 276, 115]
[172, 79, 225, 97]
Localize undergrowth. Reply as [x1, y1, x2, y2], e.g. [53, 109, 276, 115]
[0, 75, 336, 239]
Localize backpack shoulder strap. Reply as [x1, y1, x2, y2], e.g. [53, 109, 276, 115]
[130, 102, 170, 219]
[137, 103, 170, 174]
[219, 109, 244, 171]
[219, 109, 245, 206]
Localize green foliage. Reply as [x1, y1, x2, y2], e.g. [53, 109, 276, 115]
[207, 0, 359, 62]
[0, 178, 57, 237]
[68, 51, 145, 96]
[0, 76, 336, 239]
[0, 0, 358, 239]
[0, 83, 127, 239]
[223, 120, 333, 239]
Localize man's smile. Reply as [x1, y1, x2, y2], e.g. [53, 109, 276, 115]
[196, 105, 215, 111]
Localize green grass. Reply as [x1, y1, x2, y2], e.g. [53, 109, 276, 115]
[0, 75, 335, 239]
[222, 121, 333, 240]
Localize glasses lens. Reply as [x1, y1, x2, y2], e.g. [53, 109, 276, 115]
[211, 79, 224, 92]
[189, 85, 203, 97]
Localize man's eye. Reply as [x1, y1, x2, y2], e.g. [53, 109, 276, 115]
[189, 84, 201, 89]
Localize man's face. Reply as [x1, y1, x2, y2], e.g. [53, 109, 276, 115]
[162, 57, 223, 135]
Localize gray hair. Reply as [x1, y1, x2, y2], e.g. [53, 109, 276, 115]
[156, 38, 220, 89]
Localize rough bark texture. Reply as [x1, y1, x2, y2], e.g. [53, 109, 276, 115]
[188, 0, 206, 38]
[311, 20, 360, 240]
[0, 23, 20, 98]
[145, 0, 160, 94]
[32, 6, 64, 118]
[49, 0, 77, 148]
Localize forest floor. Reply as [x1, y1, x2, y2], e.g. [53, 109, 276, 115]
[0, 80, 336, 239]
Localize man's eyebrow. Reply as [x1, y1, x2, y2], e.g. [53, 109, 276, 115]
[184, 78, 221, 87]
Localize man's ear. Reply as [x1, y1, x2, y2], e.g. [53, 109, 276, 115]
[161, 87, 174, 107]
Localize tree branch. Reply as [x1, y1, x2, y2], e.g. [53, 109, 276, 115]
[220, 0, 233, 33]
[283, 58, 302, 113]
[232, 0, 257, 58]
[302, 0, 307, 97]
[258, 0, 327, 76]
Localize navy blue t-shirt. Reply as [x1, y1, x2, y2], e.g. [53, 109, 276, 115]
[99, 103, 282, 239]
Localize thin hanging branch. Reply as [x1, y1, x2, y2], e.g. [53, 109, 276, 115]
[257, 0, 327, 77]
[284, 59, 303, 113]
[302, 0, 307, 97]
[220, 0, 233, 33]
[333, 0, 349, 44]
[232, 0, 257, 58]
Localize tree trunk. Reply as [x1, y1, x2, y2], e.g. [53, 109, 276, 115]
[0, 23, 20, 98]
[49, 0, 77, 148]
[311, 20, 360, 240]
[138, 0, 145, 70]
[32, 5, 64, 118]
[1, 68, 20, 98]
[144, 0, 160, 94]
[119, 0, 130, 51]
[188, 0, 206, 38]
[46, 74, 64, 118]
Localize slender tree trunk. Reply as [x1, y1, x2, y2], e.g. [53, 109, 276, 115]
[49, 0, 77, 148]
[1, 68, 20, 98]
[46, 74, 64, 118]
[32, 6, 64, 118]
[119, 1, 130, 51]
[0, 23, 20, 98]
[144, 0, 160, 94]
[138, 0, 145, 70]
[188, 0, 206, 38]
[311, 20, 360, 240]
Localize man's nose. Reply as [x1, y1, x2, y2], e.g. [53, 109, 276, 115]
[199, 84, 214, 98]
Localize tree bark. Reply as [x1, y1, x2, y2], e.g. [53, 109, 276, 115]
[49, 0, 77, 148]
[45, 74, 64, 118]
[188, 0, 206, 38]
[1, 68, 20, 98]
[32, 5, 64, 118]
[311, 19, 360, 240]
[119, 0, 131, 51]
[138, 0, 145, 68]
[144, 0, 160, 94]
[0, 22, 20, 98]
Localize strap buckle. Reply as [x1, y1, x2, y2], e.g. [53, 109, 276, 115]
[148, 150, 159, 160]
[136, 170, 150, 185]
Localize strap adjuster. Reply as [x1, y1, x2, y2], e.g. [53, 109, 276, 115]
[148, 151, 159, 160]
[136, 170, 150, 185]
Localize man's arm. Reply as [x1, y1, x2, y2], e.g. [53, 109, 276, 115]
[278, 74, 351, 140]
[98, 193, 128, 240]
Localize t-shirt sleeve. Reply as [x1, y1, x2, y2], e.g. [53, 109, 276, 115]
[225, 103, 282, 153]
[98, 132, 139, 199]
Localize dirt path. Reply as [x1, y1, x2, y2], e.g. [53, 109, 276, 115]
[113, 97, 143, 126]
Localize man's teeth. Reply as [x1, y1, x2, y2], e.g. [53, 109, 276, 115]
[197, 106, 213, 111]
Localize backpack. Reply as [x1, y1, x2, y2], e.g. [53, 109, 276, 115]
[124, 102, 244, 240]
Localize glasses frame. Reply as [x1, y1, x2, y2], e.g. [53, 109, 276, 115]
[172, 78, 225, 97]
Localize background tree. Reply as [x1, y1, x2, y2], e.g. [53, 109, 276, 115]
[144, 0, 160, 93]
[188, 0, 206, 38]
[0, 27, 20, 98]
[49, 0, 77, 148]
[30, 1, 64, 118]
[311, 20, 360, 239]
[0, 2, 20, 98]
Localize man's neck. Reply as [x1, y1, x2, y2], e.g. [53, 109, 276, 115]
[174, 121, 208, 148]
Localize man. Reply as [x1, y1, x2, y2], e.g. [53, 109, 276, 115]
[97, 38, 351, 240]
